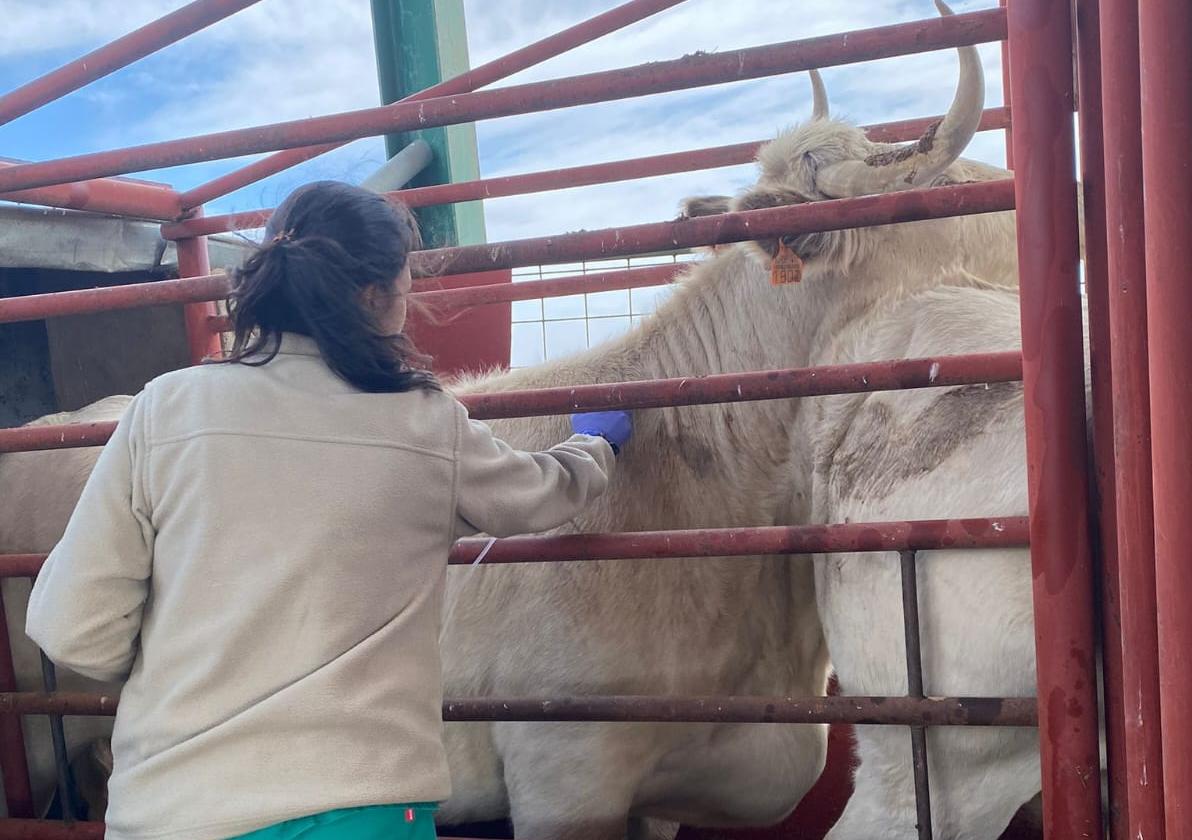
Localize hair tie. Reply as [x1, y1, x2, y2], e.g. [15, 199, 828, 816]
[270, 229, 295, 244]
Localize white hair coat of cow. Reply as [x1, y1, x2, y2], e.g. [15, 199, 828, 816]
[0, 4, 1063, 836]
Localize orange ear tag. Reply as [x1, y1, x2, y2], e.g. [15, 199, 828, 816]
[770, 240, 803, 286]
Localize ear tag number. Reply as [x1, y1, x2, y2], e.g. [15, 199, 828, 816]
[770, 240, 804, 286]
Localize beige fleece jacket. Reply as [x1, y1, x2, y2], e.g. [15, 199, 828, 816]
[25, 333, 615, 840]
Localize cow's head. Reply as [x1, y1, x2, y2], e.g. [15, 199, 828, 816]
[682, 0, 985, 275]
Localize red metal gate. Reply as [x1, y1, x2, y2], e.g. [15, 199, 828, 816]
[0, 0, 1187, 837]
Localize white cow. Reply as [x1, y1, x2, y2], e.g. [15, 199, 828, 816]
[0, 8, 1052, 837]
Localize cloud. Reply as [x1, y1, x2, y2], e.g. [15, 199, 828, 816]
[54, 2, 383, 146]
[0, 1, 177, 58]
[9, 2, 392, 213]
[0, 0, 1009, 236]
[458, 0, 1008, 241]
[0, 1, 388, 200]
[139, 4, 382, 139]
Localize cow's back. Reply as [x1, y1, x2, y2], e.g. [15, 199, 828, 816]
[0, 395, 132, 555]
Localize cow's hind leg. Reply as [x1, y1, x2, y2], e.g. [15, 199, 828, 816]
[498, 722, 658, 840]
[824, 726, 918, 840]
[826, 725, 1041, 840]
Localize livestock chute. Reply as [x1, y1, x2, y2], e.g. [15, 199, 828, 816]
[0, 1, 1188, 838]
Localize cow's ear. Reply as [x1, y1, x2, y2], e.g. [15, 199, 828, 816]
[732, 187, 805, 261]
[781, 229, 843, 265]
[677, 195, 732, 220]
[734, 186, 843, 266]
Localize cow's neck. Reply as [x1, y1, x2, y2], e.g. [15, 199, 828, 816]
[451, 247, 822, 529]
[450, 210, 1015, 529]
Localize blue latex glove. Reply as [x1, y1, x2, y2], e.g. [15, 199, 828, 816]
[570, 410, 632, 454]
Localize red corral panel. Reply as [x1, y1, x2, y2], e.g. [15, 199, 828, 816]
[406, 269, 513, 378]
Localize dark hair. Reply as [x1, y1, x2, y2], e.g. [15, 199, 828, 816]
[219, 180, 439, 393]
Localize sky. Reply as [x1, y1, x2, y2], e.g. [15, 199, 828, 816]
[0, 0, 1009, 364]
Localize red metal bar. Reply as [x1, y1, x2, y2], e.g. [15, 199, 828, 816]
[163, 107, 1013, 240]
[206, 264, 687, 333]
[999, 0, 1013, 169]
[176, 218, 222, 364]
[899, 550, 933, 840]
[445, 695, 1040, 726]
[415, 265, 680, 310]
[178, 0, 689, 209]
[1007, 0, 1104, 836]
[172, 142, 768, 239]
[1073, 0, 1133, 835]
[0, 515, 1032, 580]
[0, 695, 117, 718]
[0, 274, 230, 325]
[0, 558, 43, 579]
[394, 112, 1016, 213]
[0, 691, 1036, 727]
[0, 161, 181, 220]
[2, 182, 1015, 327]
[410, 180, 1014, 277]
[461, 352, 1023, 419]
[0, 421, 117, 454]
[0, 264, 677, 334]
[0, 827, 481, 840]
[0, 597, 34, 819]
[0, 11, 1006, 193]
[408, 112, 1014, 200]
[418, 516, 1025, 563]
[0, 821, 103, 839]
[864, 107, 1010, 144]
[1099, 0, 1165, 834]
[0, 351, 1024, 453]
[0, 0, 262, 127]
[1138, 0, 1192, 831]
[0, 825, 504, 840]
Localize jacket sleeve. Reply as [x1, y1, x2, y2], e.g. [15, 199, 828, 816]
[26, 391, 154, 683]
[452, 403, 616, 539]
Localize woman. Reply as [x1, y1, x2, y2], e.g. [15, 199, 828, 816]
[26, 181, 632, 840]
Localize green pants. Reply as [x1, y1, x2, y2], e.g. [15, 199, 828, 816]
[230, 803, 437, 839]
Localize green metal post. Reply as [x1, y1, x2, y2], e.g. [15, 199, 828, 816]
[371, 0, 487, 248]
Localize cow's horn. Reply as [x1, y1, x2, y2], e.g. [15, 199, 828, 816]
[813, 0, 983, 197]
[810, 69, 830, 120]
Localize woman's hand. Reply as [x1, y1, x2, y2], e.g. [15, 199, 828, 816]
[570, 411, 633, 454]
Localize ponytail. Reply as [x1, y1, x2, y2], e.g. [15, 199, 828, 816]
[216, 181, 439, 394]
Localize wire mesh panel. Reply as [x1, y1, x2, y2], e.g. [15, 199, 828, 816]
[510, 252, 696, 367]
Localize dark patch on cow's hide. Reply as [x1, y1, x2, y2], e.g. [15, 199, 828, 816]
[864, 120, 942, 168]
[678, 195, 733, 219]
[826, 554, 847, 584]
[830, 381, 1023, 502]
[999, 793, 1044, 840]
[676, 433, 717, 478]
